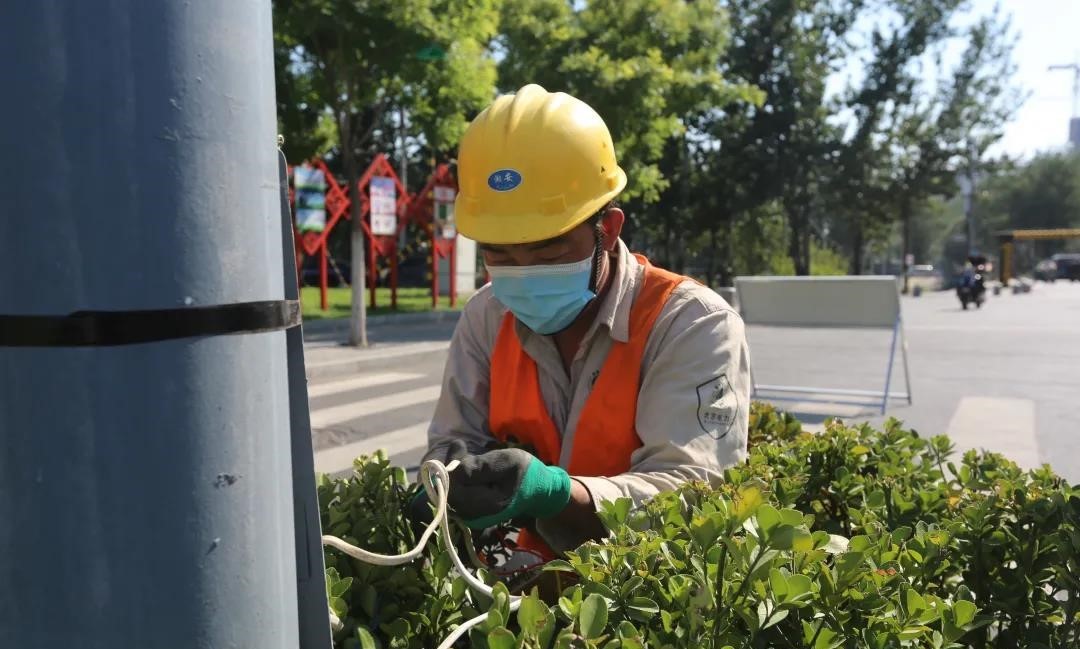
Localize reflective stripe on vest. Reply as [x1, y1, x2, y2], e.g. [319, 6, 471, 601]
[488, 255, 685, 558]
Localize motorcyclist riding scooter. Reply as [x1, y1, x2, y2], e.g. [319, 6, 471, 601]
[957, 255, 987, 310]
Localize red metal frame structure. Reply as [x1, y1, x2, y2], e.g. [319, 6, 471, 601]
[290, 159, 350, 311]
[407, 163, 459, 307]
[289, 155, 411, 311]
[355, 154, 411, 310]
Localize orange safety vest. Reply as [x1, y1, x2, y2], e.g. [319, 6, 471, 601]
[489, 255, 685, 559]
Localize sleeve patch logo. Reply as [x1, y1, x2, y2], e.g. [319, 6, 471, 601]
[696, 374, 738, 439]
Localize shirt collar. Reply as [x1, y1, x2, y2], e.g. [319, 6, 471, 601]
[591, 239, 637, 344]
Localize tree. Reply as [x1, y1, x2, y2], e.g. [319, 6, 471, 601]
[691, 0, 862, 279]
[498, 0, 753, 209]
[980, 151, 1080, 264]
[830, 0, 966, 276]
[274, 40, 337, 163]
[830, 1, 1020, 281]
[274, 0, 500, 344]
[886, 8, 1020, 289]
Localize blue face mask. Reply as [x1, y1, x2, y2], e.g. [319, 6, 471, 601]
[488, 255, 596, 335]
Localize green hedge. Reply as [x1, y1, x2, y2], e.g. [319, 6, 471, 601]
[319, 404, 1080, 648]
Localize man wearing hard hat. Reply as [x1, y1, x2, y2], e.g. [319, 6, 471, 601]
[424, 84, 751, 560]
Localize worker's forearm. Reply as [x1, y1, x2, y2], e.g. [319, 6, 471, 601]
[541, 478, 608, 550]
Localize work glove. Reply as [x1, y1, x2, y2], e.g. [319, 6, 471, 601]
[406, 440, 470, 540]
[448, 446, 572, 530]
[406, 440, 572, 530]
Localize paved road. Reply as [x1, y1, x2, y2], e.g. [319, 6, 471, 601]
[745, 281, 1080, 481]
[305, 281, 1080, 483]
[304, 319, 455, 476]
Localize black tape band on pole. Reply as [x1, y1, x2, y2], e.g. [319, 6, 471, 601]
[0, 299, 302, 348]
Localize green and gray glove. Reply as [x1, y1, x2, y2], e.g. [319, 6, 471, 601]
[408, 440, 572, 530]
[448, 446, 572, 529]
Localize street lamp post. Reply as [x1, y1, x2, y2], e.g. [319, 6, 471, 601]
[959, 143, 980, 258]
[0, 2, 304, 647]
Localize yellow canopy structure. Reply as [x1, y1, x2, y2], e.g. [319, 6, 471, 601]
[996, 228, 1080, 283]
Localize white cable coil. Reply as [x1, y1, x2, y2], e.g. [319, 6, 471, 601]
[321, 459, 522, 649]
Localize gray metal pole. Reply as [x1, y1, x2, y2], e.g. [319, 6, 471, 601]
[351, 228, 370, 347]
[964, 184, 975, 256]
[277, 148, 333, 649]
[0, 2, 299, 648]
[964, 143, 978, 256]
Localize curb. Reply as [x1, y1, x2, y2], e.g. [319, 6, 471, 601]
[302, 310, 461, 335]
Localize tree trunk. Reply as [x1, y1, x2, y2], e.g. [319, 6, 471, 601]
[788, 226, 809, 275]
[705, 225, 718, 288]
[675, 135, 690, 278]
[661, 210, 673, 270]
[341, 113, 368, 347]
[787, 203, 811, 276]
[900, 199, 912, 294]
[801, 226, 811, 276]
[850, 220, 864, 275]
[396, 104, 409, 189]
[722, 210, 735, 286]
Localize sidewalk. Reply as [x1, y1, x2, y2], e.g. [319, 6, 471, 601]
[302, 310, 460, 344]
[301, 311, 459, 379]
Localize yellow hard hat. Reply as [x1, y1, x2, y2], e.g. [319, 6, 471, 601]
[454, 84, 627, 245]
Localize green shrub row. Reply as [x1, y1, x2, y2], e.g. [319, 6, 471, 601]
[319, 403, 1080, 648]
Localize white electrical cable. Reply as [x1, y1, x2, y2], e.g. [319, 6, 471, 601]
[321, 459, 523, 649]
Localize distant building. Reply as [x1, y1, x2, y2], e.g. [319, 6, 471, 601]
[1071, 118, 1080, 148]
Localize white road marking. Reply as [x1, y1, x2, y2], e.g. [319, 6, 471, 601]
[762, 400, 880, 419]
[314, 422, 429, 475]
[945, 397, 1040, 470]
[309, 385, 442, 428]
[306, 372, 424, 398]
[306, 341, 451, 370]
[906, 325, 1078, 334]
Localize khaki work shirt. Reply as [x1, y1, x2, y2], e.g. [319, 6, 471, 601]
[427, 240, 751, 551]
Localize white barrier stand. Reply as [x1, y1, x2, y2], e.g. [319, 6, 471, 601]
[734, 276, 912, 415]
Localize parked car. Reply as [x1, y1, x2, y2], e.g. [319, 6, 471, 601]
[1034, 258, 1058, 282]
[1051, 253, 1080, 281]
[301, 258, 351, 287]
[906, 264, 945, 292]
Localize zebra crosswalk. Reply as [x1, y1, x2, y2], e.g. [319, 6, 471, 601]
[312, 422, 430, 476]
[304, 340, 451, 476]
[310, 385, 442, 430]
[301, 331, 1054, 482]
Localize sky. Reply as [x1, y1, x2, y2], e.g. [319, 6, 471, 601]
[970, 0, 1080, 159]
[823, 0, 1080, 161]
